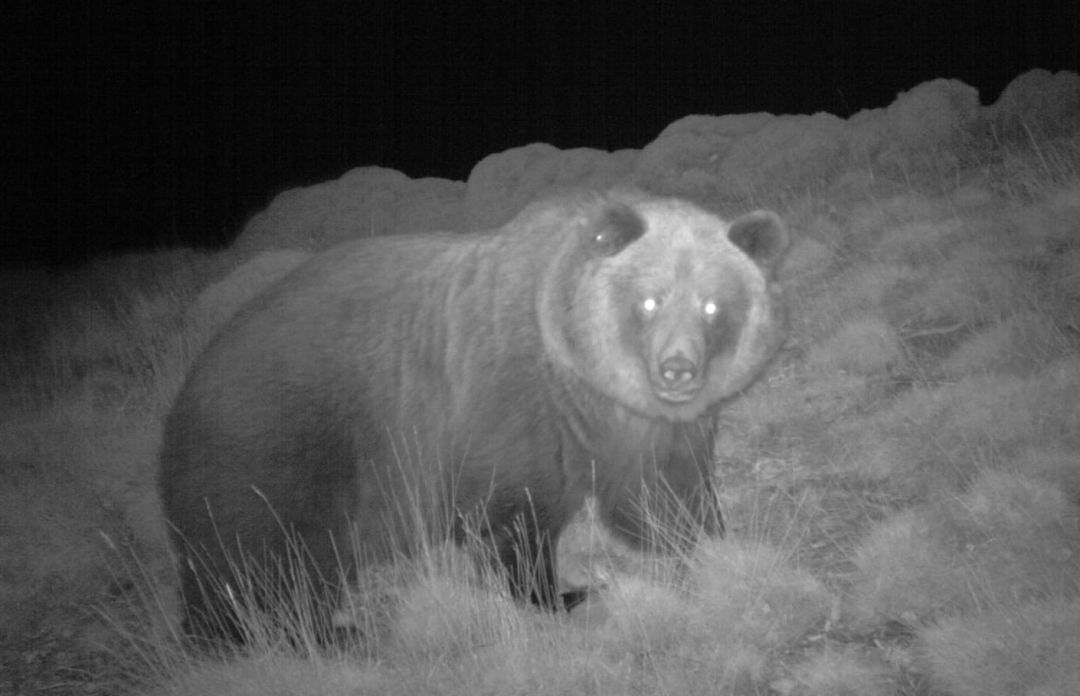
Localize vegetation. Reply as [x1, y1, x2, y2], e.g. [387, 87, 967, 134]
[1, 125, 1078, 695]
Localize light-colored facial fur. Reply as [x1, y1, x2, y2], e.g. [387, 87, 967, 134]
[544, 192, 788, 422]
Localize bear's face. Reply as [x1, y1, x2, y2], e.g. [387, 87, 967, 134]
[540, 193, 788, 422]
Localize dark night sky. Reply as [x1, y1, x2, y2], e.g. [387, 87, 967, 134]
[5, 1, 1078, 268]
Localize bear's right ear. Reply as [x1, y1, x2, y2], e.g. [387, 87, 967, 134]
[727, 210, 789, 271]
[584, 203, 646, 256]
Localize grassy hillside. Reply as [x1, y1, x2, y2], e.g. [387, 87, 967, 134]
[1, 126, 1078, 695]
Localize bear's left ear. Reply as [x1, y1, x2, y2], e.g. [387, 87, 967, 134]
[584, 203, 646, 256]
[727, 210, 789, 271]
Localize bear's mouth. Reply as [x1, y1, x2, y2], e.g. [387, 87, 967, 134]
[652, 383, 702, 404]
[650, 359, 705, 405]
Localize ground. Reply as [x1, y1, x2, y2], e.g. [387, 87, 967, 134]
[1, 72, 1078, 696]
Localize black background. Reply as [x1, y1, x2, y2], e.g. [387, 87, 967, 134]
[5, 1, 1078, 267]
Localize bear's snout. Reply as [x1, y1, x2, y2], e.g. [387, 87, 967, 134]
[653, 349, 704, 403]
[660, 354, 697, 387]
[647, 312, 708, 403]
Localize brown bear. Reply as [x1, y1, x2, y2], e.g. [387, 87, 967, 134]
[158, 189, 789, 642]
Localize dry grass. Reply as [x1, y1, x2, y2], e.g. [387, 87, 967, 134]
[787, 645, 896, 696]
[1, 124, 1078, 696]
[919, 598, 1080, 696]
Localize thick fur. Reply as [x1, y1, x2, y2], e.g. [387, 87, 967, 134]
[158, 190, 788, 642]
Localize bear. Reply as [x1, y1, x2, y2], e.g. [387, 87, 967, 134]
[158, 189, 789, 643]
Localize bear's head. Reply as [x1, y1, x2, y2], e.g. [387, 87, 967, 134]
[539, 191, 789, 422]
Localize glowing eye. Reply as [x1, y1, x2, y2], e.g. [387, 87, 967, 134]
[703, 301, 718, 316]
[642, 297, 658, 313]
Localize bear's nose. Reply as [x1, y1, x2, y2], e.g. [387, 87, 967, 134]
[659, 355, 698, 387]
